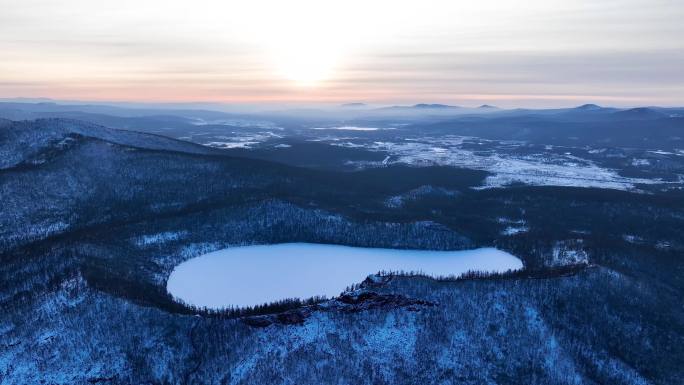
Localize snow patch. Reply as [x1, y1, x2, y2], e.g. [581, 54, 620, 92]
[310, 126, 393, 131]
[550, 240, 589, 266]
[622, 234, 644, 244]
[501, 226, 529, 236]
[134, 231, 188, 247]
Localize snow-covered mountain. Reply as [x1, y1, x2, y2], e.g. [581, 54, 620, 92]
[0, 118, 218, 169]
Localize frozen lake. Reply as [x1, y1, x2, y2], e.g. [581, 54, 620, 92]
[167, 243, 523, 309]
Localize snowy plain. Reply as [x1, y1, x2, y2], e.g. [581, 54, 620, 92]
[326, 135, 664, 190]
[310, 126, 394, 131]
[167, 243, 523, 308]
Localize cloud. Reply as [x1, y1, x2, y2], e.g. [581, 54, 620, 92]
[0, 0, 682, 105]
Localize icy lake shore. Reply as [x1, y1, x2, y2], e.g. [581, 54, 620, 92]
[167, 243, 523, 308]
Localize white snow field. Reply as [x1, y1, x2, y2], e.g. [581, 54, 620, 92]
[167, 243, 523, 308]
[332, 136, 662, 190]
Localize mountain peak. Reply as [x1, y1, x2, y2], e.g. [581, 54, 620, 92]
[613, 107, 665, 119]
[575, 103, 602, 110]
[413, 103, 458, 109]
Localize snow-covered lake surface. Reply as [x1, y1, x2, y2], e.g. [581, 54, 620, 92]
[167, 243, 523, 309]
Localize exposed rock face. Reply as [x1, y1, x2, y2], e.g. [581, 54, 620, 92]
[241, 290, 436, 328]
[242, 316, 274, 328]
[334, 292, 435, 312]
[242, 307, 314, 328]
[276, 310, 309, 325]
[360, 273, 394, 288]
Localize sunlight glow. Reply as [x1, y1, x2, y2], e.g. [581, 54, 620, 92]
[1, 0, 683, 104]
[231, 0, 419, 86]
[268, 23, 342, 85]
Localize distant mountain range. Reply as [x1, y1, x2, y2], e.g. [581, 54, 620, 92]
[1, 101, 683, 150]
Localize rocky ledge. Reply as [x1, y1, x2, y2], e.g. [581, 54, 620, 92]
[242, 290, 436, 328]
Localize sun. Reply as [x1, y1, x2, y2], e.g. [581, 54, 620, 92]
[230, 0, 360, 86]
[271, 41, 339, 86]
[229, 0, 417, 86]
[262, 4, 346, 86]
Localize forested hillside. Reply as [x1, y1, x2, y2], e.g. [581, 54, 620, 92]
[1, 118, 682, 384]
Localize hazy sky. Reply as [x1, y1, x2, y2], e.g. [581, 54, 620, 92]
[1, 0, 683, 107]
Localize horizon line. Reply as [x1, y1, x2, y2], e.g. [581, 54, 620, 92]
[1, 96, 683, 111]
